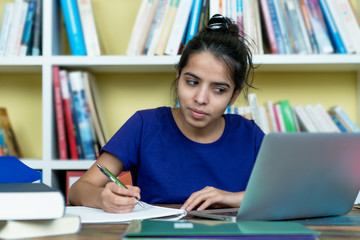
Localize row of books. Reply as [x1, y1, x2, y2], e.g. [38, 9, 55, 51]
[60, 0, 101, 56]
[0, 0, 42, 56]
[127, 0, 360, 55]
[233, 93, 360, 134]
[0, 108, 22, 158]
[53, 67, 109, 160]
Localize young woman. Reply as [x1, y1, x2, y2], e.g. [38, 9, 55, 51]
[68, 14, 264, 213]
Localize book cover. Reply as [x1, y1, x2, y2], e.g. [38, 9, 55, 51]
[0, 183, 65, 221]
[298, 0, 318, 53]
[5, 0, 28, 56]
[260, 0, 279, 54]
[293, 105, 318, 132]
[31, 0, 42, 55]
[314, 104, 341, 133]
[146, 0, 171, 55]
[19, 0, 37, 56]
[59, 70, 79, 160]
[185, 0, 203, 44]
[325, 0, 356, 53]
[53, 66, 68, 160]
[272, 0, 293, 53]
[165, 0, 193, 55]
[304, 104, 326, 132]
[0, 3, 14, 56]
[328, 105, 360, 132]
[126, 0, 152, 55]
[69, 71, 96, 160]
[303, 0, 333, 54]
[77, 0, 101, 56]
[83, 72, 109, 147]
[60, 0, 87, 55]
[155, 0, 180, 55]
[0, 214, 80, 239]
[334, 0, 360, 53]
[278, 100, 296, 132]
[318, 0, 346, 53]
[0, 108, 23, 158]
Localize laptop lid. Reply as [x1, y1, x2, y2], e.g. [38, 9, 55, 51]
[189, 133, 360, 221]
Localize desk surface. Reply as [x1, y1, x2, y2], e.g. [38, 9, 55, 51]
[33, 206, 360, 240]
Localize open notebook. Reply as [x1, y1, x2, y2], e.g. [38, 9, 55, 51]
[189, 133, 360, 221]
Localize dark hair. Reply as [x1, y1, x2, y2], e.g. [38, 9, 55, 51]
[172, 14, 255, 106]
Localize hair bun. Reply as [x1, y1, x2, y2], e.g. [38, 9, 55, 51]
[206, 14, 239, 37]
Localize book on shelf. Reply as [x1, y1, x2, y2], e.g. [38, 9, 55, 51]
[53, 66, 68, 160]
[77, 0, 101, 56]
[0, 183, 65, 221]
[31, 0, 42, 56]
[328, 105, 360, 133]
[0, 214, 81, 240]
[19, 0, 37, 56]
[294, 105, 318, 132]
[0, 108, 22, 158]
[59, 69, 80, 160]
[68, 71, 96, 160]
[278, 100, 297, 132]
[60, 0, 87, 55]
[272, 0, 294, 54]
[248, 93, 264, 132]
[298, 0, 318, 53]
[0, 2, 14, 56]
[165, 0, 193, 56]
[185, 0, 203, 44]
[243, 0, 264, 54]
[260, 0, 279, 54]
[197, 0, 209, 32]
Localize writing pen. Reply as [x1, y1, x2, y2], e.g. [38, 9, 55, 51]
[97, 164, 145, 208]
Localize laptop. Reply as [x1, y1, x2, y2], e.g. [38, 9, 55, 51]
[188, 133, 360, 221]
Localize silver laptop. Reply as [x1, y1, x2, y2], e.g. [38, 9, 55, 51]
[189, 133, 360, 221]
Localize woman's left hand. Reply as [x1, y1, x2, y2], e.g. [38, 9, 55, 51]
[180, 186, 245, 211]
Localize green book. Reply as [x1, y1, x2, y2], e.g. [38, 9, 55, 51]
[123, 219, 319, 238]
[279, 100, 297, 132]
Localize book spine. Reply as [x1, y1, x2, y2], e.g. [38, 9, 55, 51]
[330, 115, 347, 132]
[185, 0, 203, 44]
[259, 0, 278, 54]
[305, 0, 334, 53]
[279, 100, 296, 132]
[236, 0, 244, 32]
[60, 0, 87, 55]
[76, 0, 101, 56]
[209, 0, 220, 18]
[53, 66, 68, 160]
[330, 106, 360, 132]
[275, 104, 286, 132]
[292, 0, 313, 53]
[273, 0, 293, 53]
[266, 101, 278, 132]
[69, 71, 96, 160]
[314, 104, 340, 133]
[31, 0, 42, 56]
[165, 0, 193, 55]
[60, 70, 79, 160]
[298, 0, 318, 53]
[19, 0, 37, 56]
[0, 3, 14, 56]
[248, 93, 264, 130]
[294, 105, 318, 132]
[318, 0, 346, 53]
[197, 0, 209, 32]
[267, 0, 288, 53]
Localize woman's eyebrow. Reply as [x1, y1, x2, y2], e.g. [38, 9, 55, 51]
[184, 72, 231, 88]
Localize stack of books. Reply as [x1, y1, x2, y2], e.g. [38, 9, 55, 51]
[0, 0, 42, 56]
[127, 0, 360, 55]
[229, 93, 360, 134]
[53, 66, 109, 160]
[60, 0, 101, 56]
[0, 183, 81, 239]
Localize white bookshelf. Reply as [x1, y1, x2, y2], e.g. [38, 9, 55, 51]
[1, 0, 359, 190]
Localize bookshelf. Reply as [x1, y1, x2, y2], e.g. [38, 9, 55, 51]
[0, 0, 359, 192]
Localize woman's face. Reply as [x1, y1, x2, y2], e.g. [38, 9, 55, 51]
[177, 52, 240, 130]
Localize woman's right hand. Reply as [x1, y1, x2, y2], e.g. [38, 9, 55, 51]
[99, 182, 141, 213]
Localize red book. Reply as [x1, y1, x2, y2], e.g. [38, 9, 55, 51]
[272, 104, 281, 132]
[60, 70, 79, 160]
[53, 66, 67, 160]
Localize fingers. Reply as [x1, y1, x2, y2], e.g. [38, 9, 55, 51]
[100, 182, 141, 213]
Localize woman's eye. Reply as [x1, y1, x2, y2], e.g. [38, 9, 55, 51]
[186, 80, 197, 86]
[214, 87, 225, 94]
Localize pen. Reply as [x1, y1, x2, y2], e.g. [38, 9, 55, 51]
[97, 164, 145, 208]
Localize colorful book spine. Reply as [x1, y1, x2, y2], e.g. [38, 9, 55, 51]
[298, 0, 318, 53]
[185, 0, 203, 44]
[69, 71, 96, 160]
[59, 70, 79, 160]
[272, 0, 293, 54]
[60, 0, 87, 55]
[259, 0, 278, 54]
[329, 106, 360, 132]
[279, 100, 296, 132]
[53, 66, 68, 160]
[318, 0, 346, 53]
[19, 0, 37, 56]
[267, 0, 287, 54]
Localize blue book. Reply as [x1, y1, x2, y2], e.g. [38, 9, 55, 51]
[60, 0, 87, 55]
[185, 0, 202, 44]
[318, 0, 346, 54]
[31, 0, 41, 56]
[69, 71, 96, 160]
[20, 0, 36, 56]
[267, 0, 287, 54]
[272, 0, 293, 54]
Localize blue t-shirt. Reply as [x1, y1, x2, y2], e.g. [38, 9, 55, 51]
[102, 107, 264, 204]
